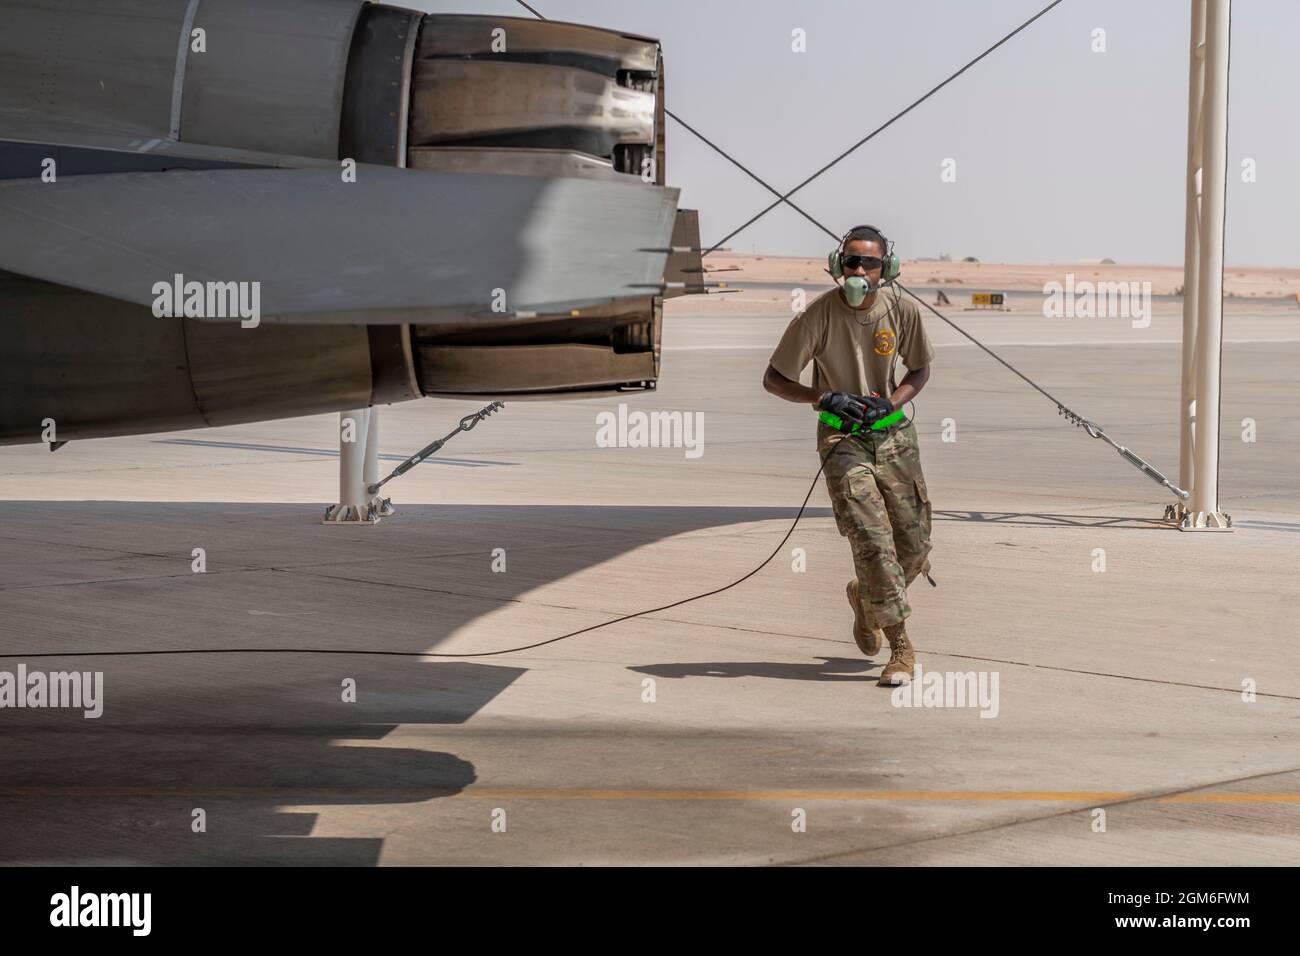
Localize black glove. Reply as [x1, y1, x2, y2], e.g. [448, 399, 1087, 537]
[819, 390, 867, 423]
[858, 394, 894, 423]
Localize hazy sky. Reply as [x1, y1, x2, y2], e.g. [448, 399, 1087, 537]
[412, 0, 1298, 267]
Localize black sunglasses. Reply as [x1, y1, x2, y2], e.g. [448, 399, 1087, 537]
[841, 255, 883, 270]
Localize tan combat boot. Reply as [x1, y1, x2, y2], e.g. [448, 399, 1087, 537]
[846, 579, 883, 657]
[877, 621, 916, 685]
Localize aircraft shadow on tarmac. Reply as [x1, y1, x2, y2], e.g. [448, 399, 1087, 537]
[629, 657, 877, 682]
[0, 500, 836, 864]
[0, 659, 515, 865]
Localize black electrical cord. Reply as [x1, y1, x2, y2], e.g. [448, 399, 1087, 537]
[0, 440, 861, 661]
[5, 0, 1192, 664]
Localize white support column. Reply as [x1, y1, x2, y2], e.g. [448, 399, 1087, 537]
[324, 408, 382, 524]
[1183, 0, 1232, 531]
[363, 406, 395, 517]
[1177, 0, 1206, 512]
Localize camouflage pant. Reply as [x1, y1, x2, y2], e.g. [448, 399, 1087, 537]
[818, 419, 932, 627]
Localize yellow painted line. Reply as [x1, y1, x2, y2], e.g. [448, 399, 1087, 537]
[1156, 793, 1300, 805]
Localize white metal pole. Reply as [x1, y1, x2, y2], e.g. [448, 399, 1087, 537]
[363, 405, 380, 497]
[1188, 0, 1231, 529]
[1179, 0, 1207, 501]
[339, 408, 368, 515]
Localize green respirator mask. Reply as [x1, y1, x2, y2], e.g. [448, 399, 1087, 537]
[841, 275, 871, 307]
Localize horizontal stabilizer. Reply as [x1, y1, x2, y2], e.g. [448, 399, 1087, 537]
[0, 165, 679, 323]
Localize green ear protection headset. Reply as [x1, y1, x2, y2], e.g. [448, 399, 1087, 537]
[827, 224, 901, 282]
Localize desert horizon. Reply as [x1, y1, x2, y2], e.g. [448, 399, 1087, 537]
[667, 252, 1300, 316]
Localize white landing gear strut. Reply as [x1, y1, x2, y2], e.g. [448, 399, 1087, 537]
[323, 407, 394, 525]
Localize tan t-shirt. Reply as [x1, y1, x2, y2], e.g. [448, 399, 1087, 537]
[769, 286, 934, 404]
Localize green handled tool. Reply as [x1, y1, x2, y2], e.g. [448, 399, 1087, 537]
[819, 408, 905, 434]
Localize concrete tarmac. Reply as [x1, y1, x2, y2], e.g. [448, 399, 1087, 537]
[1, 303, 1297, 865]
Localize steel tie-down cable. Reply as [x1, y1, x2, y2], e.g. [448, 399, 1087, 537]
[510, 0, 1067, 255]
[694, 0, 1070, 255]
[0, 441, 859, 661]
